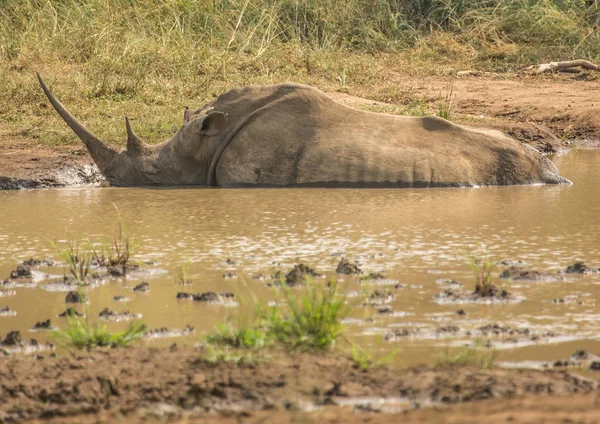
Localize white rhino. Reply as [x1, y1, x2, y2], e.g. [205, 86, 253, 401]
[38, 73, 569, 188]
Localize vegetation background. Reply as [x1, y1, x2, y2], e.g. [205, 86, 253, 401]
[1, 0, 599, 147]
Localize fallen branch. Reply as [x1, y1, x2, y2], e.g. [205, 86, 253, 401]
[536, 60, 600, 74]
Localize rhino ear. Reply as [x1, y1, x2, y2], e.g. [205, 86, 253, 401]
[200, 111, 227, 136]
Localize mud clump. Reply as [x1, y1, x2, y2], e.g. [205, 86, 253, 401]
[1, 331, 23, 346]
[360, 272, 387, 281]
[113, 295, 130, 302]
[434, 284, 520, 304]
[98, 308, 141, 322]
[65, 291, 85, 303]
[499, 266, 559, 282]
[144, 326, 195, 339]
[0, 306, 15, 316]
[272, 264, 324, 287]
[384, 328, 420, 341]
[133, 282, 150, 292]
[477, 324, 530, 336]
[58, 308, 83, 318]
[22, 258, 55, 267]
[435, 278, 464, 288]
[336, 258, 361, 275]
[364, 290, 394, 306]
[9, 265, 32, 279]
[176, 292, 236, 305]
[32, 319, 52, 330]
[564, 261, 599, 274]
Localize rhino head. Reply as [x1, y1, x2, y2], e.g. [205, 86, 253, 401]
[37, 73, 227, 186]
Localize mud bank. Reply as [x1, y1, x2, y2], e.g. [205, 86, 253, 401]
[0, 145, 103, 190]
[0, 347, 596, 423]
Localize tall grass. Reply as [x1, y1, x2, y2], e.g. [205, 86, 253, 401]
[2, 1, 599, 147]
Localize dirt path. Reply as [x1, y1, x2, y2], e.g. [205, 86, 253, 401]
[2, 347, 596, 423]
[2, 73, 600, 189]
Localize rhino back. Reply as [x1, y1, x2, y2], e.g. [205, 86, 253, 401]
[212, 85, 557, 187]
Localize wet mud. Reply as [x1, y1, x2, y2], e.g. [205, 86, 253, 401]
[0, 348, 597, 422]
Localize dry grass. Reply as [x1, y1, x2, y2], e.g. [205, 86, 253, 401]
[1, 0, 599, 149]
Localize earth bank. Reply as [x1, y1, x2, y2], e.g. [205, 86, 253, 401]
[1, 347, 597, 423]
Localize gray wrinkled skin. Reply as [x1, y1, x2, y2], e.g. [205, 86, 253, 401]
[38, 75, 570, 188]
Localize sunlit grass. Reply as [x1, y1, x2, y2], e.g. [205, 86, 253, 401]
[436, 341, 498, 369]
[203, 278, 354, 357]
[2, 0, 599, 149]
[52, 315, 146, 349]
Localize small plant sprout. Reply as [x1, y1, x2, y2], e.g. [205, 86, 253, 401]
[438, 83, 454, 121]
[94, 206, 139, 268]
[468, 251, 498, 296]
[351, 343, 399, 370]
[51, 239, 93, 284]
[436, 340, 498, 369]
[175, 260, 193, 285]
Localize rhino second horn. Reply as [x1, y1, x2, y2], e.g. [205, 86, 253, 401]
[36, 73, 118, 171]
[125, 117, 150, 154]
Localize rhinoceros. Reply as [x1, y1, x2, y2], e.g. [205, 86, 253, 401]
[38, 73, 569, 188]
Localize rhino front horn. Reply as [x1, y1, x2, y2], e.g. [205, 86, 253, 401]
[37, 73, 117, 171]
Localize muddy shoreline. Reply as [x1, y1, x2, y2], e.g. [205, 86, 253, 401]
[1, 347, 597, 423]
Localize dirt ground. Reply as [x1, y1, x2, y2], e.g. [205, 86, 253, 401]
[0, 346, 596, 423]
[1, 72, 600, 189]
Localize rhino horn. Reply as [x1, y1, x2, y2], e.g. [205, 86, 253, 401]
[37, 73, 117, 171]
[125, 117, 150, 154]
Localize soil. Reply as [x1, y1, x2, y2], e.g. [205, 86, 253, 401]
[2, 72, 600, 190]
[1, 347, 597, 423]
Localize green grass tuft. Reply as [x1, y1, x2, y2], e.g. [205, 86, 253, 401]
[52, 315, 146, 349]
[203, 278, 354, 359]
[436, 340, 498, 368]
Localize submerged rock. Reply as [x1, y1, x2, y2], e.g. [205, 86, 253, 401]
[98, 308, 141, 322]
[65, 291, 85, 303]
[433, 287, 520, 305]
[477, 324, 530, 336]
[499, 266, 559, 282]
[9, 265, 32, 279]
[564, 261, 599, 274]
[113, 295, 130, 302]
[0, 330, 54, 353]
[359, 272, 387, 281]
[22, 258, 55, 268]
[384, 328, 420, 341]
[363, 290, 394, 306]
[435, 278, 464, 288]
[133, 282, 150, 292]
[1, 331, 23, 346]
[144, 325, 195, 339]
[336, 258, 361, 275]
[58, 308, 83, 318]
[176, 292, 236, 305]
[272, 264, 324, 287]
[32, 319, 52, 330]
[0, 306, 15, 317]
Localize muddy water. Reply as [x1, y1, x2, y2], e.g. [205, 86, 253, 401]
[0, 151, 599, 365]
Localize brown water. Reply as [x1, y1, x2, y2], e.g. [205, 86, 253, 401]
[1, 150, 599, 365]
